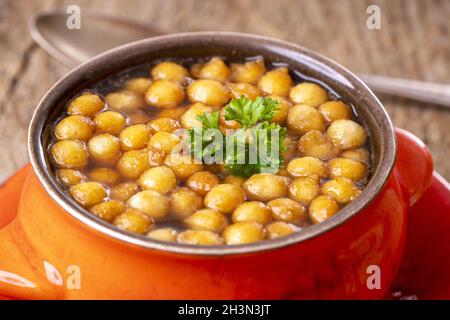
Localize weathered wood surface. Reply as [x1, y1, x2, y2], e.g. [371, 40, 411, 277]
[0, 0, 449, 181]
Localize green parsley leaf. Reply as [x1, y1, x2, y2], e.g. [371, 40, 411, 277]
[224, 96, 279, 128]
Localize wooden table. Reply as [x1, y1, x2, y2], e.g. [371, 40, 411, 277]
[1, 0, 449, 181]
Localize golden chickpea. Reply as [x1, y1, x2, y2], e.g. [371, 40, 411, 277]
[228, 82, 261, 99]
[127, 190, 169, 220]
[69, 182, 107, 207]
[184, 209, 228, 233]
[223, 175, 246, 186]
[286, 104, 325, 134]
[54, 115, 95, 141]
[223, 222, 265, 245]
[148, 148, 166, 166]
[116, 149, 150, 179]
[328, 158, 368, 182]
[321, 177, 361, 204]
[88, 167, 121, 186]
[50, 139, 89, 169]
[204, 183, 245, 213]
[169, 187, 203, 219]
[267, 95, 290, 124]
[219, 107, 240, 129]
[147, 228, 177, 242]
[147, 117, 181, 133]
[282, 136, 297, 161]
[186, 171, 220, 196]
[164, 153, 204, 181]
[266, 221, 299, 239]
[177, 230, 224, 245]
[257, 67, 292, 96]
[309, 195, 340, 224]
[89, 200, 126, 222]
[151, 61, 189, 82]
[289, 82, 328, 107]
[155, 106, 187, 120]
[148, 131, 181, 154]
[67, 93, 104, 117]
[144, 80, 185, 109]
[326, 119, 367, 150]
[198, 57, 231, 83]
[232, 201, 272, 225]
[187, 79, 230, 107]
[205, 163, 225, 174]
[341, 148, 371, 164]
[137, 166, 177, 194]
[56, 169, 87, 187]
[286, 157, 327, 178]
[110, 182, 140, 202]
[124, 77, 152, 95]
[231, 59, 266, 84]
[87, 134, 121, 166]
[267, 198, 307, 224]
[106, 90, 145, 113]
[94, 111, 127, 135]
[242, 174, 288, 202]
[297, 130, 339, 160]
[113, 208, 152, 234]
[288, 175, 320, 205]
[318, 101, 351, 122]
[119, 124, 150, 151]
[181, 103, 214, 129]
[128, 111, 152, 125]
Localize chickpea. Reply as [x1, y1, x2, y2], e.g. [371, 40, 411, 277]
[148, 132, 181, 155]
[328, 158, 368, 182]
[232, 201, 272, 225]
[164, 153, 204, 181]
[231, 59, 266, 84]
[137, 166, 177, 194]
[148, 148, 166, 166]
[147, 117, 181, 133]
[267, 95, 290, 124]
[87, 134, 121, 166]
[89, 200, 126, 222]
[184, 209, 228, 233]
[89, 167, 121, 186]
[119, 124, 150, 151]
[56, 169, 87, 187]
[341, 147, 371, 164]
[116, 149, 150, 179]
[289, 82, 328, 107]
[50, 139, 89, 169]
[288, 175, 319, 205]
[54, 115, 95, 141]
[204, 183, 245, 213]
[327, 119, 367, 150]
[144, 80, 185, 109]
[110, 182, 140, 202]
[257, 67, 292, 96]
[187, 79, 230, 107]
[181, 103, 214, 129]
[205, 163, 225, 174]
[151, 61, 189, 82]
[222, 222, 265, 245]
[223, 175, 246, 186]
[177, 230, 224, 245]
[309, 195, 340, 224]
[297, 130, 339, 160]
[267, 198, 307, 224]
[266, 221, 299, 239]
[228, 82, 261, 99]
[113, 208, 152, 234]
[69, 182, 107, 207]
[67, 93, 104, 117]
[106, 90, 145, 113]
[147, 228, 177, 242]
[321, 177, 361, 204]
[198, 57, 231, 83]
[155, 106, 187, 120]
[219, 107, 240, 129]
[128, 111, 152, 124]
[186, 171, 220, 196]
[169, 187, 203, 219]
[127, 190, 170, 220]
[318, 101, 351, 122]
[124, 77, 152, 95]
[94, 111, 127, 135]
[286, 157, 327, 178]
[282, 136, 297, 161]
[242, 174, 288, 202]
[286, 104, 325, 134]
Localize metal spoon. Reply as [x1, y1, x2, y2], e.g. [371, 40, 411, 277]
[29, 9, 450, 107]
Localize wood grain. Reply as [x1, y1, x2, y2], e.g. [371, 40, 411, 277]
[0, 0, 449, 181]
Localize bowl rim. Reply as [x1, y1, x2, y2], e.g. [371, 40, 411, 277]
[28, 31, 396, 256]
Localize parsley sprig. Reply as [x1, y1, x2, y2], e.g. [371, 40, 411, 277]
[224, 96, 279, 128]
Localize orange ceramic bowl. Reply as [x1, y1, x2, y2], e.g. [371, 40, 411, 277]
[0, 32, 432, 299]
